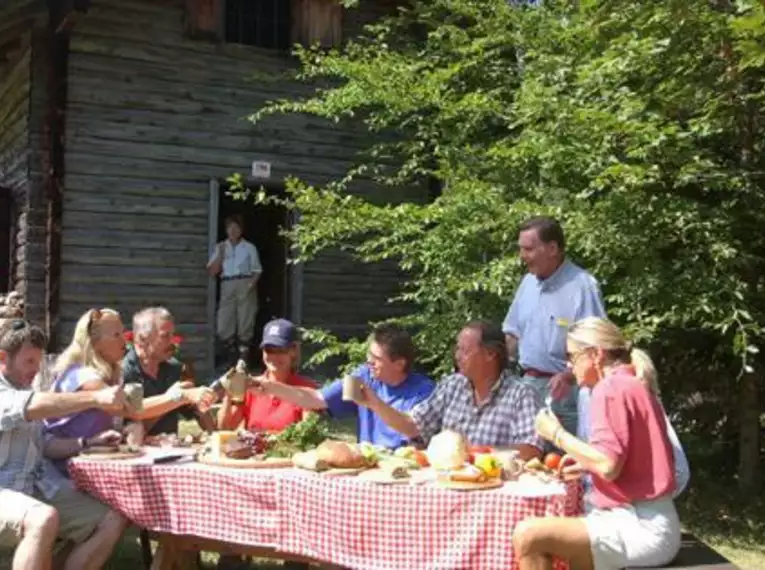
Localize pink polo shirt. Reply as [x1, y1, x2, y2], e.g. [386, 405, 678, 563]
[588, 366, 675, 509]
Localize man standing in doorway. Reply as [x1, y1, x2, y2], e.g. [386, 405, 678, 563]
[207, 215, 262, 361]
[502, 216, 605, 438]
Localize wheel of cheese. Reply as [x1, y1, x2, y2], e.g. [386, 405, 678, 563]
[426, 430, 469, 471]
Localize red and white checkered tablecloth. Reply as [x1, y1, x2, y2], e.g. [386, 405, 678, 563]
[69, 457, 583, 570]
[276, 470, 582, 570]
[69, 457, 282, 548]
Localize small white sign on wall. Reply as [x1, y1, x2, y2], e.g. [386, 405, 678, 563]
[251, 161, 271, 179]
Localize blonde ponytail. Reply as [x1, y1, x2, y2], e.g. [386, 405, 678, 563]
[568, 317, 660, 395]
[630, 347, 659, 396]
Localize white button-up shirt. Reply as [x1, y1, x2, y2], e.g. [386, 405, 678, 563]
[209, 239, 262, 278]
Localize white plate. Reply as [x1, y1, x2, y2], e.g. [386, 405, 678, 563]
[504, 478, 566, 497]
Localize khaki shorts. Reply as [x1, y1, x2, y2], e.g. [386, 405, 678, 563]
[0, 485, 110, 548]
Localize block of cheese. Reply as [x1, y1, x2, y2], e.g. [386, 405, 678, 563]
[209, 431, 239, 460]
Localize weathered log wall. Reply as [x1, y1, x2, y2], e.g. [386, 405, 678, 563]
[0, 0, 54, 326]
[0, 45, 30, 293]
[60, 0, 421, 375]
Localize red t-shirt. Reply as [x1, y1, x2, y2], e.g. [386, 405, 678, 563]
[242, 373, 318, 432]
[589, 366, 675, 509]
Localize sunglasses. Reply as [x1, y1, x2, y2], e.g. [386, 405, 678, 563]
[566, 348, 591, 366]
[86, 309, 105, 334]
[10, 319, 28, 331]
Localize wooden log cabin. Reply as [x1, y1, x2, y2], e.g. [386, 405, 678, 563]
[0, 0, 422, 377]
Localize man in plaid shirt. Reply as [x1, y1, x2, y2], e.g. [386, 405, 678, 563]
[352, 321, 543, 459]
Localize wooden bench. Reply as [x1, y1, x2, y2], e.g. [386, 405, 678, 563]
[626, 532, 738, 569]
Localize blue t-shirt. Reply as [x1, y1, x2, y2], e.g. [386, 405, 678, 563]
[320, 364, 435, 449]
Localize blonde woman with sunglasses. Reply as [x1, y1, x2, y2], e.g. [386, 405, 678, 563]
[513, 317, 681, 570]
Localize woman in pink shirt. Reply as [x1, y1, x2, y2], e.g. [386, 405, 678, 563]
[513, 317, 681, 570]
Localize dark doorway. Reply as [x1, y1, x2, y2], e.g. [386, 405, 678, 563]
[214, 183, 292, 371]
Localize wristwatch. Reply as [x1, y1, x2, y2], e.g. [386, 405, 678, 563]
[78, 437, 89, 450]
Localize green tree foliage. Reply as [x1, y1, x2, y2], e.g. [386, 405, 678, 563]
[253, 0, 765, 489]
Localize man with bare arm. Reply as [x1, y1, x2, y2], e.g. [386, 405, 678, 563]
[250, 324, 434, 449]
[348, 321, 544, 459]
[0, 319, 130, 570]
[122, 307, 216, 436]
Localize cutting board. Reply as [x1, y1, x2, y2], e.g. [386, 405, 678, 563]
[78, 449, 144, 461]
[357, 468, 412, 485]
[320, 466, 368, 477]
[437, 478, 504, 491]
[196, 454, 293, 469]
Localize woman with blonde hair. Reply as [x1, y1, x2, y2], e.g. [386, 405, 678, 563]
[43, 309, 131, 472]
[513, 317, 681, 570]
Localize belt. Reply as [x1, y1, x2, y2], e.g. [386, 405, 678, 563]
[221, 275, 252, 282]
[522, 368, 554, 378]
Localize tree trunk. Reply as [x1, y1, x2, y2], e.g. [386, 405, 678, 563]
[737, 371, 761, 493]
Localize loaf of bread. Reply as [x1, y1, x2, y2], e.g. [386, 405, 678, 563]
[315, 440, 367, 468]
[293, 450, 330, 472]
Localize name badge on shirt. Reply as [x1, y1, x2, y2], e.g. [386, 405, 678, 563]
[556, 318, 570, 328]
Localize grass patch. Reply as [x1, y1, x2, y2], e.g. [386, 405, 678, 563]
[677, 479, 765, 570]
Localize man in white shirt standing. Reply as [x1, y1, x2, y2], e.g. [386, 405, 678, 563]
[207, 215, 262, 360]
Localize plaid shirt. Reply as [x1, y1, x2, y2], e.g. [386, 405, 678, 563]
[411, 369, 543, 449]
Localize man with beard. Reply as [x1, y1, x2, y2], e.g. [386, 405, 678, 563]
[502, 216, 605, 439]
[0, 319, 129, 570]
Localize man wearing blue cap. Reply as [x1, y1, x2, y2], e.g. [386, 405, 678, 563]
[252, 323, 435, 449]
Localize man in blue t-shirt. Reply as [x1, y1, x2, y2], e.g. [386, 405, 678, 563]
[253, 324, 434, 449]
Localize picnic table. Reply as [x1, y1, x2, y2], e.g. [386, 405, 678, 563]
[69, 451, 583, 570]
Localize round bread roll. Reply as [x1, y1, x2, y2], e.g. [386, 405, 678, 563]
[426, 430, 469, 471]
[315, 440, 367, 468]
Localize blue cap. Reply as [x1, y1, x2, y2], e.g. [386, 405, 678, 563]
[260, 319, 299, 348]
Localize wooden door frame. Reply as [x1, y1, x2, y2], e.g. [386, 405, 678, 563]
[206, 178, 303, 374]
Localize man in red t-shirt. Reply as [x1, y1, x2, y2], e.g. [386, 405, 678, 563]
[217, 319, 316, 432]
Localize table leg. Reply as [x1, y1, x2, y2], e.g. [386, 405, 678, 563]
[150, 535, 180, 570]
[150, 534, 202, 570]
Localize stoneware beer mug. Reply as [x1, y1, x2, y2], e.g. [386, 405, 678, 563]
[342, 375, 363, 402]
[123, 383, 144, 412]
[221, 367, 247, 403]
[496, 449, 524, 481]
